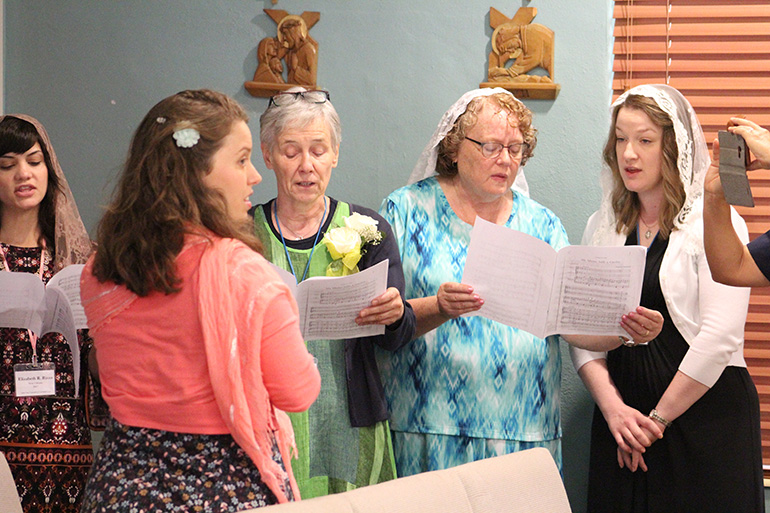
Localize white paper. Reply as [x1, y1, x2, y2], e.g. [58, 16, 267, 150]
[0, 271, 46, 333]
[270, 260, 389, 341]
[15, 365, 56, 397]
[462, 217, 646, 338]
[548, 245, 646, 336]
[268, 262, 298, 298]
[47, 264, 87, 328]
[0, 266, 84, 396]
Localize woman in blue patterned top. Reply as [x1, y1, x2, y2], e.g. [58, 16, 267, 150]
[378, 88, 662, 476]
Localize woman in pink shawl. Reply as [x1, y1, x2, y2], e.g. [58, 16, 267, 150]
[80, 89, 320, 512]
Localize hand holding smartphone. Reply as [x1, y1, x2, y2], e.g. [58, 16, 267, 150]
[718, 130, 754, 207]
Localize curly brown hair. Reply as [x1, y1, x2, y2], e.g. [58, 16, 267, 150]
[92, 89, 261, 296]
[435, 93, 537, 178]
[604, 94, 685, 240]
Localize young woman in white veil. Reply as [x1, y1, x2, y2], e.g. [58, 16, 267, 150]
[571, 85, 763, 512]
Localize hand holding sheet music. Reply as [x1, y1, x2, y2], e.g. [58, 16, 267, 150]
[269, 259, 389, 341]
[461, 218, 646, 338]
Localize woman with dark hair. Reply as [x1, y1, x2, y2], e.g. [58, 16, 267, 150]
[80, 89, 320, 512]
[0, 114, 94, 512]
[571, 85, 763, 512]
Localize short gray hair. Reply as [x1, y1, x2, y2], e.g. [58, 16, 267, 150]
[259, 87, 342, 152]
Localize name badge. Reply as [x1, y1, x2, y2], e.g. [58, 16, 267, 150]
[14, 362, 56, 397]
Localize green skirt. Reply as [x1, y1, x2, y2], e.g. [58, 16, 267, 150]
[289, 339, 397, 499]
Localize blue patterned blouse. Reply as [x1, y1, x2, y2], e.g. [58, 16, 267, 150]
[377, 177, 570, 441]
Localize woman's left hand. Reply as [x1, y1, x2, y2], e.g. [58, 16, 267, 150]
[620, 306, 664, 346]
[356, 287, 404, 327]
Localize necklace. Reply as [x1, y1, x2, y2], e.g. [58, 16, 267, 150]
[274, 197, 327, 283]
[275, 203, 325, 240]
[638, 216, 658, 240]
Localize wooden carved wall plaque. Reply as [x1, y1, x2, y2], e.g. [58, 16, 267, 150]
[480, 7, 561, 100]
[245, 9, 320, 97]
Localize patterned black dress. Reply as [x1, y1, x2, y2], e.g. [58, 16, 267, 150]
[0, 243, 93, 513]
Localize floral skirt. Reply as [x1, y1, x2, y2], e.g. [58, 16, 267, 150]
[80, 419, 293, 512]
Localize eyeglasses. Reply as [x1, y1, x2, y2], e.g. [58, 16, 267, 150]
[465, 137, 528, 160]
[268, 90, 331, 109]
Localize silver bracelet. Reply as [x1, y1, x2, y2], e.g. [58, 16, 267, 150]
[619, 336, 635, 347]
[648, 409, 672, 427]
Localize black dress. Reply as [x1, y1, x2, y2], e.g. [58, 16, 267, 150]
[586, 229, 764, 513]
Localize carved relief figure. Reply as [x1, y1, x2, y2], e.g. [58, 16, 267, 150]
[245, 10, 320, 98]
[488, 22, 554, 83]
[278, 16, 318, 86]
[252, 37, 285, 84]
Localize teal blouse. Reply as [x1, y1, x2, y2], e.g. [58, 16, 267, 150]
[378, 177, 570, 441]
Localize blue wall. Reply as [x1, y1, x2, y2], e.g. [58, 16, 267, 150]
[4, 1, 615, 511]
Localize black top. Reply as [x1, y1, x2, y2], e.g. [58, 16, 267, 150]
[747, 229, 770, 281]
[586, 227, 764, 512]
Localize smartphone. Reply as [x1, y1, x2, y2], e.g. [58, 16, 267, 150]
[718, 130, 754, 207]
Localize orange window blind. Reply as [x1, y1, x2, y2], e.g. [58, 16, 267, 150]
[612, 0, 770, 475]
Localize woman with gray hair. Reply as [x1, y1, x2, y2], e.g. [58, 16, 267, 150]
[251, 88, 416, 498]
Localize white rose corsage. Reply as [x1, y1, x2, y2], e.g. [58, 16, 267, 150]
[321, 213, 384, 276]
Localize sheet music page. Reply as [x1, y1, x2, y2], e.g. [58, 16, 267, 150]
[0, 271, 46, 334]
[41, 287, 79, 347]
[296, 259, 388, 341]
[461, 217, 555, 338]
[41, 287, 81, 395]
[47, 264, 87, 329]
[268, 261, 299, 298]
[548, 245, 646, 336]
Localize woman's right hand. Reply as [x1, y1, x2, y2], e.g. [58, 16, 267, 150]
[617, 446, 648, 472]
[602, 402, 663, 454]
[436, 282, 484, 319]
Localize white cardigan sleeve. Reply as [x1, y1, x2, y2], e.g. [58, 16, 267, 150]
[676, 207, 751, 387]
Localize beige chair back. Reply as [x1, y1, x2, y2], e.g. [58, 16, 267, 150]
[0, 451, 23, 513]
[251, 447, 571, 513]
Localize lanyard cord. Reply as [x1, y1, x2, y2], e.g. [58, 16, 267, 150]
[274, 197, 327, 284]
[1, 241, 47, 365]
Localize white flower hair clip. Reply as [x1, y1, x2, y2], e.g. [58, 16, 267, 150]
[173, 127, 200, 148]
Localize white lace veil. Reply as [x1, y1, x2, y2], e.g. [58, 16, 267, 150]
[407, 87, 530, 197]
[0, 114, 93, 270]
[590, 84, 710, 246]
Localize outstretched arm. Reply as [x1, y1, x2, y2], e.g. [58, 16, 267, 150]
[703, 136, 769, 287]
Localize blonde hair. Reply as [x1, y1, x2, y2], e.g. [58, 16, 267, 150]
[604, 94, 685, 239]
